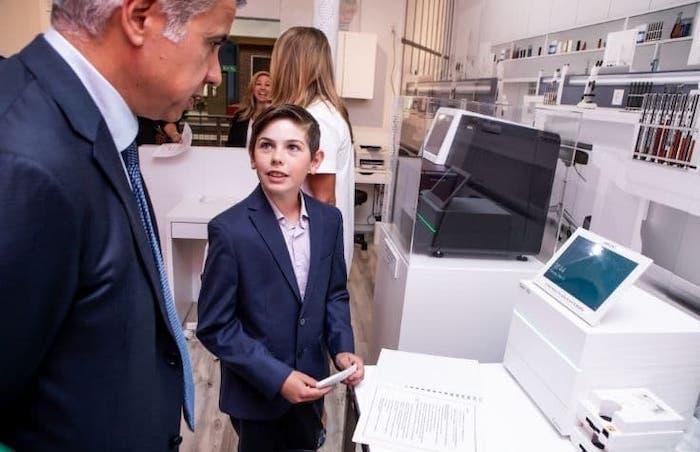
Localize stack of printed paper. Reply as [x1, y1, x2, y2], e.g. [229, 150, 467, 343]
[352, 349, 481, 452]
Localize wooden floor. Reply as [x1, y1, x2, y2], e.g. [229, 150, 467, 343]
[179, 244, 377, 452]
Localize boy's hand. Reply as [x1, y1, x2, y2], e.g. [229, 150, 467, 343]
[334, 352, 365, 387]
[280, 370, 332, 404]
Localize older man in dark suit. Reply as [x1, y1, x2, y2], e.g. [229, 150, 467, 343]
[0, 0, 241, 450]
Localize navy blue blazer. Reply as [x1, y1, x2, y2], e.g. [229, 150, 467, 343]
[0, 37, 184, 450]
[197, 185, 355, 420]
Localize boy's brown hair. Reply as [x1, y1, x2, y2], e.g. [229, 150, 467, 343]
[248, 104, 321, 156]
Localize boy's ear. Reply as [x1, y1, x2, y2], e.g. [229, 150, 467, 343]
[308, 149, 324, 174]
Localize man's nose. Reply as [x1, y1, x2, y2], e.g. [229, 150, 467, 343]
[205, 54, 223, 87]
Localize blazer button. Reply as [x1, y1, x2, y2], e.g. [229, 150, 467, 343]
[166, 353, 178, 367]
[299, 318, 306, 326]
[169, 434, 183, 448]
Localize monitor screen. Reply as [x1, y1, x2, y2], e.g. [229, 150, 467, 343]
[543, 235, 639, 311]
[424, 113, 454, 156]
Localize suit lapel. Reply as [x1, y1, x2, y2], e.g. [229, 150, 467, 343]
[247, 186, 303, 303]
[20, 36, 174, 333]
[302, 194, 324, 306]
[92, 124, 173, 332]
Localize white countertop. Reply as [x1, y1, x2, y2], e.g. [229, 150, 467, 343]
[167, 196, 239, 224]
[353, 364, 572, 452]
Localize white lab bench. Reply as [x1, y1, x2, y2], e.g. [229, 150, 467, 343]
[344, 365, 571, 452]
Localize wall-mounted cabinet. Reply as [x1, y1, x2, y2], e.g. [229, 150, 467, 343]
[336, 31, 377, 99]
[609, 0, 652, 18]
[549, 0, 579, 32]
[575, 0, 612, 26]
[488, 0, 698, 45]
[527, 0, 553, 38]
[650, 0, 697, 10]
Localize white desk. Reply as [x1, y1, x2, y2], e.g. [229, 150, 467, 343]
[166, 197, 239, 319]
[348, 365, 572, 452]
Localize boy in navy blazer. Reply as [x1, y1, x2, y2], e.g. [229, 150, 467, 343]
[197, 104, 364, 451]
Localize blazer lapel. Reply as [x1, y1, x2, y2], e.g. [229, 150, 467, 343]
[247, 186, 303, 303]
[302, 194, 324, 306]
[20, 37, 174, 334]
[92, 123, 174, 334]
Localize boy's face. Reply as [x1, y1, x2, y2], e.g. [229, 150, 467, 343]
[250, 119, 324, 199]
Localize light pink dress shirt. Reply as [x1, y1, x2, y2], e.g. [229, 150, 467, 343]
[264, 192, 311, 300]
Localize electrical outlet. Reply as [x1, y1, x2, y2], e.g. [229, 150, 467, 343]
[612, 89, 624, 106]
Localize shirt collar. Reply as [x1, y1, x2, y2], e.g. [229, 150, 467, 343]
[264, 190, 309, 229]
[43, 27, 138, 151]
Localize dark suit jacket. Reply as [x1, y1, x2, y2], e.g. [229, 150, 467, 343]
[0, 37, 184, 451]
[197, 185, 354, 420]
[225, 112, 250, 148]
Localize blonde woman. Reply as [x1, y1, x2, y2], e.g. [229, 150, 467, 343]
[270, 26, 355, 271]
[226, 70, 271, 147]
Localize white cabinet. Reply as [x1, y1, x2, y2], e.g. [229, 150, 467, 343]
[237, 0, 280, 20]
[335, 31, 377, 99]
[370, 224, 543, 364]
[576, 0, 612, 26]
[488, 0, 533, 43]
[549, 0, 579, 32]
[608, 0, 651, 19]
[511, 0, 533, 41]
[650, 0, 697, 9]
[527, 0, 553, 37]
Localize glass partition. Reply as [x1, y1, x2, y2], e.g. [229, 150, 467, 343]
[386, 96, 580, 264]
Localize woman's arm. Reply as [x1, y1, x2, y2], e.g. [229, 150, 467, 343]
[306, 173, 336, 205]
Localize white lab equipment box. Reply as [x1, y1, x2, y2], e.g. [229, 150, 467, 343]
[504, 280, 700, 436]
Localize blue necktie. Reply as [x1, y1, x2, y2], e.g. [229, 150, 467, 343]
[121, 142, 195, 430]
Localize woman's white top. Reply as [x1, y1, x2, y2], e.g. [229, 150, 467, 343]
[305, 99, 354, 272]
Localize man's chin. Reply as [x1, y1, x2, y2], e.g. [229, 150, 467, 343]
[162, 108, 186, 123]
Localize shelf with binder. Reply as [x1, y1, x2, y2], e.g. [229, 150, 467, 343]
[632, 92, 699, 171]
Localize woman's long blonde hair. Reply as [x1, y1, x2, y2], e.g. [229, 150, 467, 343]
[237, 70, 271, 121]
[270, 27, 353, 139]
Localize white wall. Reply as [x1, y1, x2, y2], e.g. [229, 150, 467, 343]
[345, 0, 405, 148]
[0, 0, 50, 57]
[279, 0, 315, 32]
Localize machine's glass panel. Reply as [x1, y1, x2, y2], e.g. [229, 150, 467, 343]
[430, 171, 467, 206]
[543, 236, 639, 311]
[424, 113, 453, 156]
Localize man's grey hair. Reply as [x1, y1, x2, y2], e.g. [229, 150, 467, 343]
[51, 0, 246, 41]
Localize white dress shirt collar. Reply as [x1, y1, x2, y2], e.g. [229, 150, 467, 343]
[43, 27, 138, 151]
[264, 190, 309, 228]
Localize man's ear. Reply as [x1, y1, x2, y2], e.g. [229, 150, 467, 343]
[309, 149, 324, 174]
[120, 0, 160, 47]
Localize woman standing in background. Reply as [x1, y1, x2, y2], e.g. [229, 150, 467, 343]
[270, 27, 355, 271]
[226, 70, 272, 147]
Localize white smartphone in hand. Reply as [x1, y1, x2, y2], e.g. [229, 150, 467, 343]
[315, 364, 358, 389]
